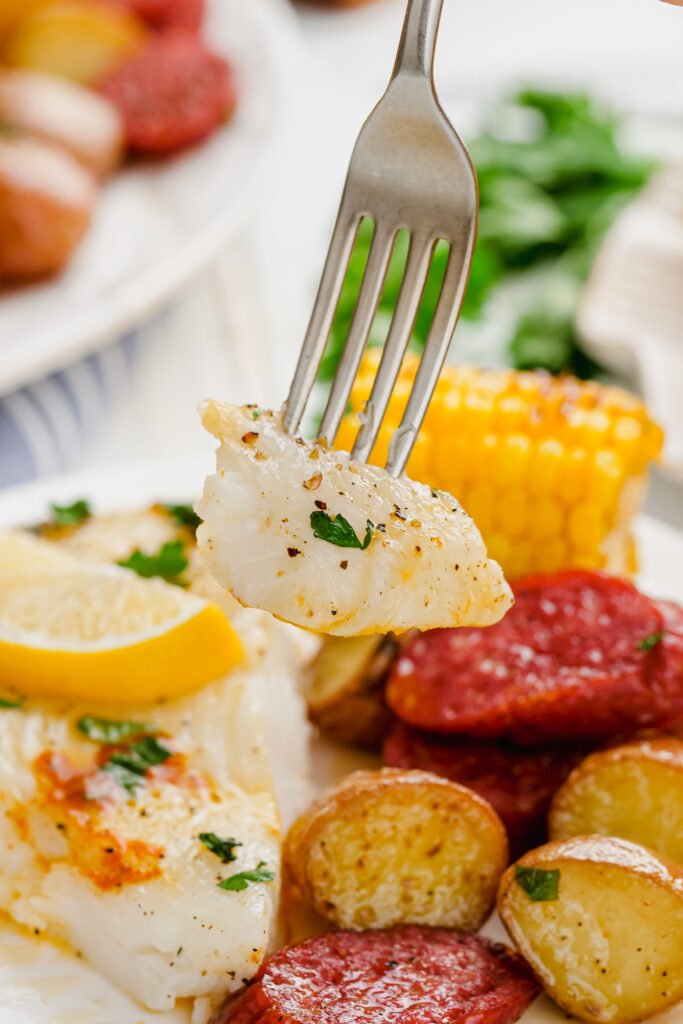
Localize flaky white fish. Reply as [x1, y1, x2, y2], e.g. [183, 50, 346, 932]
[197, 401, 512, 636]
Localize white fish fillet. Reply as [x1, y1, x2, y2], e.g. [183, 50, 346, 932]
[197, 401, 513, 636]
[0, 606, 311, 1016]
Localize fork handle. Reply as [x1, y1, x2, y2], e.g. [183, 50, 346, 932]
[392, 0, 446, 82]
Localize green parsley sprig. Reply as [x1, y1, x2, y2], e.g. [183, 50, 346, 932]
[515, 864, 560, 901]
[218, 862, 275, 892]
[199, 832, 242, 863]
[118, 540, 188, 586]
[310, 511, 374, 550]
[50, 500, 91, 525]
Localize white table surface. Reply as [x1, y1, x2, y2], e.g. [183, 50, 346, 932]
[19, 0, 683, 525]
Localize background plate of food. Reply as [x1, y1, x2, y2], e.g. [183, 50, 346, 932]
[0, 0, 301, 397]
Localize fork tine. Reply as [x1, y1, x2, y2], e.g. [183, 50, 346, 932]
[317, 223, 396, 444]
[351, 234, 434, 463]
[385, 238, 473, 477]
[283, 206, 361, 434]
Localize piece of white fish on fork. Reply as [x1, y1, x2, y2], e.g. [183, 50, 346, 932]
[197, 401, 512, 637]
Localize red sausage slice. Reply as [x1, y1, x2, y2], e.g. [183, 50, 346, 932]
[383, 721, 585, 854]
[115, 0, 204, 32]
[386, 571, 674, 745]
[98, 31, 235, 155]
[214, 927, 539, 1024]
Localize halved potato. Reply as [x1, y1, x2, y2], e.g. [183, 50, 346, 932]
[0, 135, 95, 282]
[498, 835, 683, 1024]
[283, 766, 508, 931]
[305, 634, 399, 749]
[4, 0, 147, 85]
[549, 738, 683, 865]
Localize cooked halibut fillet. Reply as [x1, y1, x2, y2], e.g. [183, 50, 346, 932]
[197, 401, 512, 636]
[0, 608, 311, 1015]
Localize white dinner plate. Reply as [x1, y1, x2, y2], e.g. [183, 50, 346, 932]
[0, 456, 682, 1024]
[0, 0, 301, 399]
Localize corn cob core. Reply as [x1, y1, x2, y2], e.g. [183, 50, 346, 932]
[335, 351, 663, 579]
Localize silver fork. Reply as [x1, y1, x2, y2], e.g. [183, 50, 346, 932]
[283, 0, 477, 476]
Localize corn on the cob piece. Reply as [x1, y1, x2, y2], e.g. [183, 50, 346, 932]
[335, 352, 663, 578]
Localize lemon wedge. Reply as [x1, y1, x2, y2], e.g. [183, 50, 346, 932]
[0, 530, 243, 703]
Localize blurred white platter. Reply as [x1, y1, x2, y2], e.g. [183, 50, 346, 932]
[0, 0, 301, 398]
[0, 455, 682, 1023]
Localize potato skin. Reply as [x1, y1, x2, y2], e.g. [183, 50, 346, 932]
[498, 835, 683, 1024]
[284, 767, 508, 932]
[0, 69, 124, 178]
[0, 136, 95, 282]
[305, 633, 399, 749]
[549, 737, 683, 865]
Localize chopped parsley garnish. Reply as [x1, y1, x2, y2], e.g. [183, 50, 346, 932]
[515, 864, 560, 901]
[166, 504, 202, 532]
[218, 861, 275, 892]
[637, 631, 665, 653]
[101, 761, 145, 797]
[118, 540, 188, 585]
[251, 407, 263, 420]
[0, 698, 22, 709]
[77, 716, 152, 743]
[102, 736, 172, 796]
[199, 832, 242, 863]
[50, 499, 91, 525]
[310, 511, 374, 550]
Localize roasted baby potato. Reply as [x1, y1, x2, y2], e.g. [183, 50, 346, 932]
[4, 0, 147, 85]
[283, 767, 508, 931]
[0, 69, 123, 178]
[498, 835, 683, 1024]
[549, 738, 683, 865]
[0, 135, 95, 283]
[305, 633, 399, 749]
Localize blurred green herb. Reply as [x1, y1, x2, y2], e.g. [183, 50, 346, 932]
[318, 88, 655, 385]
[51, 500, 91, 526]
[165, 503, 202, 533]
[77, 717, 153, 743]
[118, 540, 188, 586]
[637, 631, 665, 653]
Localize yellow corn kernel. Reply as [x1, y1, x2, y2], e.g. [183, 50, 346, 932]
[496, 434, 532, 488]
[612, 416, 645, 472]
[528, 497, 565, 541]
[534, 539, 569, 574]
[505, 539, 534, 579]
[486, 533, 514, 572]
[495, 395, 528, 434]
[462, 483, 495, 536]
[494, 488, 528, 538]
[368, 423, 393, 469]
[462, 391, 495, 435]
[334, 417, 357, 455]
[568, 503, 607, 552]
[556, 446, 588, 505]
[407, 432, 432, 483]
[529, 438, 565, 496]
[589, 450, 626, 516]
